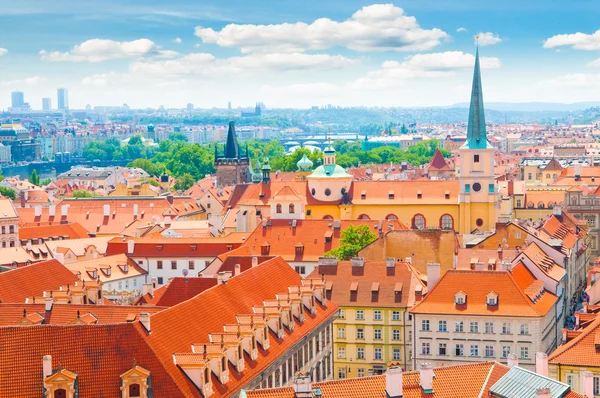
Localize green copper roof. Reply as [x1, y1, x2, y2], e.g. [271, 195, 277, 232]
[252, 159, 262, 182]
[297, 154, 314, 171]
[261, 156, 271, 171]
[324, 144, 335, 153]
[462, 47, 493, 150]
[308, 164, 350, 178]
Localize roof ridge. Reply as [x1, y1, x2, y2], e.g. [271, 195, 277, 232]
[477, 362, 497, 398]
[549, 315, 600, 361]
[505, 269, 545, 316]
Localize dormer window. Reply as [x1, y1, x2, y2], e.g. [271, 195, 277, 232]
[486, 292, 498, 306]
[455, 291, 466, 305]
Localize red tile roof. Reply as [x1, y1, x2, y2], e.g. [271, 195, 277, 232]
[0, 259, 80, 303]
[549, 314, 600, 366]
[137, 277, 218, 307]
[18, 222, 89, 241]
[105, 235, 245, 257]
[428, 149, 452, 171]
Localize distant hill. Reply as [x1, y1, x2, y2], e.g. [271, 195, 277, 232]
[451, 102, 600, 112]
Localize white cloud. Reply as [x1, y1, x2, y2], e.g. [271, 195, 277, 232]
[173, 37, 182, 44]
[476, 32, 502, 46]
[0, 48, 7, 56]
[0, 76, 44, 87]
[544, 30, 600, 50]
[40, 38, 159, 62]
[194, 4, 448, 53]
[457, 27, 467, 33]
[157, 50, 179, 58]
[539, 73, 600, 89]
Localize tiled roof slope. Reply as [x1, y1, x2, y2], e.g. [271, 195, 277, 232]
[521, 241, 566, 282]
[247, 362, 508, 398]
[0, 323, 183, 397]
[428, 149, 452, 171]
[105, 235, 245, 257]
[410, 269, 557, 317]
[549, 315, 600, 366]
[307, 260, 426, 307]
[145, 256, 338, 397]
[137, 277, 218, 307]
[18, 222, 89, 241]
[0, 259, 80, 303]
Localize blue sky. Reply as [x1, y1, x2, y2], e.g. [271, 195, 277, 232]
[1, 0, 600, 109]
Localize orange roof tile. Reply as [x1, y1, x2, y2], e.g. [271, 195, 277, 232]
[550, 315, 600, 366]
[105, 235, 245, 257]
[136, 277, 218, 307]
[521, 242, 566, 282]
[18, 222, 89, 241]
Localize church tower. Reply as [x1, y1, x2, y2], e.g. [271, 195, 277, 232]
[215, 121, 250, 186]
[458, 46, 498, 234]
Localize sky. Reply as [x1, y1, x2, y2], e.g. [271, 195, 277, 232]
[1, 0, 600, 110]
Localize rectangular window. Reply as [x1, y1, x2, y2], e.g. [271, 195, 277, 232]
[465, 184, 471, 193]
[488, 184, 495, 193]
[485, 345, 494, 358]
[356, 310, 364, 320]
[338, 309, 345, 319]
[157, 277, 163, 285]
[422, 320, 430, 331]
[439, 343, 447, 356]
[516, 199, 522, 208]
[337, 347, 345, 359]
[392, 311, 400, 321]
[393, 348, 401, 361]
[470, 345, 479, 357]
[356, 328, 364, 339]
[520, 324, 529, 335]
[470, 321, 479, 333]
[455, 344, 464, 356]
[294, 266, 306, 274]
[373, 310, 382, 321]
[157, 260, 163, 269]
[455, 321, 464, 332]
[374, 348, 382, 360]
[188, 260, 195, 270]
[392, 329, 400, 340]
[502, 346, 510, 358]
[171, 260, 177, 270]
[422, 342, 430, 355]
[337, 368, 346, 379]
[566, 375, 573, 387]
[357, 368, 366, 378]
[374, 329, 382, 340]
[520, 346, 529, 359]
[357, 347, 365, 359]
[593, 376, 600, 395]
[502, 323, 512, 335]
[485, 322, 494, 334]
[474, 154, 480, 163]
[438, 320, 447, 332]
[337, 328, 345, 339]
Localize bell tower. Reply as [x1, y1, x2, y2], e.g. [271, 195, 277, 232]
[458, 45, 498, 234]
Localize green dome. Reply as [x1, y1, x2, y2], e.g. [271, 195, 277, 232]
[297, 154, 313, 171]
[261, 156, 271, 171]
[308, 164, 351, 178]
[323, 144, 335, 154]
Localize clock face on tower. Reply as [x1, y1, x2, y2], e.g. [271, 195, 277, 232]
[472, 182, 482, 192]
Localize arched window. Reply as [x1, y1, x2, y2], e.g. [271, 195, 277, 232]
[289, 204, 295, 214]
[548, 201, 554, 209]
[527, 202, 535, 209]
[358, 214, 370, 220]
[571, 197, 577, 205]
[440, 214, 453, 230]
[129, 384, 141, 397]
[322, 215, 334, 220]
[412, 214, 426, 230]
[386, 214, 398, 221]
[54, 390, 67, 398]
[537, 202, 545, 209]
[276, 204, 282, 214]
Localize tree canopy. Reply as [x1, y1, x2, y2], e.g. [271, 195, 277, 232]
[325, 224, 378, 260]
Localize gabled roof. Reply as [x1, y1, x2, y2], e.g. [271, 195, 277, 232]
[18, 222, 89, 241]
[63, 254, 147, 283]
[544, 158, 563, 171]
[0, 259, 80, 303]
[136, 277, 218, 307]
[105, 235, 245, 258]
[520, 242, 566, 282]
[246, 362, 510, 398]
[549, 314, 600, 366]
[428, 149, 451, 171]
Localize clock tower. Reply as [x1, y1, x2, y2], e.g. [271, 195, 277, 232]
[458, 46, 499, 234]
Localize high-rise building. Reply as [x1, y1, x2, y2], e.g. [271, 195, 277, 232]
[186, 103, 194, 111]
[11, 91, 24, 108]
[42, 97, 52, 110]
[57, 88, 69, 110]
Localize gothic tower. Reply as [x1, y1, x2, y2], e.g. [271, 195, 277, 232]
[458, 46, 499, 234]
[214, 121, 250, 186]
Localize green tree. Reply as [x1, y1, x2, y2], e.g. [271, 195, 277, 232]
[325, 224, 378, 260]
[174, 173, 195, 191]
[0, 187, 15, 200]
[29, 169, 40, 186]
[128, 135, 143, 146]
[169, 132, 189, 142]
[72, 190, 94, 198]
[127, 158, 163, 177]
[41, 178, 52, 186]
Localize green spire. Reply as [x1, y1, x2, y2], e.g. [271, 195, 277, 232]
[462, 47, 493, 149]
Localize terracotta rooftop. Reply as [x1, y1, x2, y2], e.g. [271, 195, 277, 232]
[137, 276, 218, 307]
[62, 254, 147, 284]
[428, 148, 452, 171]
[18, 222, 89, 242]
[549, 313, 600, 367]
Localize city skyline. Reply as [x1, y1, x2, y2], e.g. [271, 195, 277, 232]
[1, 0, 600, 109]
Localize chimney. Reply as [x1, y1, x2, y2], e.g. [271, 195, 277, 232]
[293, 372, 312, 398]
[133, 204, 139, 217]
[553, 205, 562, 217]
[103, 204, 110, 217]
[386, 257, 395, 268]
[535, 352, 548, 377]
[217, 271, 232, 284]
[127, 240, 135, 254]
[142, 283, 154, 296]
[234, 264, 241, 277]
[34, 206, 42, 217]
[536, 388, 551, 398]
[44, 297, 54, 312]
[42, 355, 53, 379]
[405, 257, 412, 264]
[351, 257, 365, 267]
[26, 240, 32, 251]
[420, 363, 434, 393]
[475, 262, 486, 271]
[561, 328, 568, 344]
[583, 302, 589, 313]
[427, 263, 441, 290]
[507, 353, 519, 368]
[582, 371, 594, 398]
[497, 244, 503, 261]
[49, 205, 56, 217]
[574, 164, 581, 180]
[252, 257, 258, 267]
[386, 363, 403, 398]
[61, 204, 68, 217]
[139, 312, 151, 333]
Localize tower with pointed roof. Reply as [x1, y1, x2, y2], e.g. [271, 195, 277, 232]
[458, 46, 499, 234]
[214, 121, 250, 186]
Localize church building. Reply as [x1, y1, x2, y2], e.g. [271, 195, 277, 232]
[214, 121, 250, 186]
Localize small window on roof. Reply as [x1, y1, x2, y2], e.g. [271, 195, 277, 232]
[486, 292, 498, 306]
[388, 190, 394, 200]
[361, 190, 366, 200]
[455, 291, 466, 305]
[417, 190, 422, 199]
